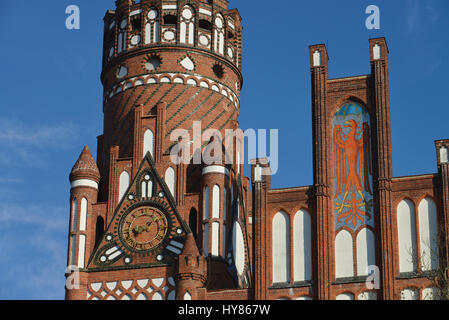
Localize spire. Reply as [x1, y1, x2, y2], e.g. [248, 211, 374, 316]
[70, 145, 101, 183]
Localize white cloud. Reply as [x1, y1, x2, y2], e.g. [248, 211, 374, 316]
[0, 117, 79, 167]
[0, 203, 68, 299]
[0, 203, 67, 231]
[405, 0, 440, 35]
[0, 118, 78, 148]
[425, 4, 439, 22]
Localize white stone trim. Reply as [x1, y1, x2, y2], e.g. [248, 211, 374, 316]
[162, 4, 177, 10]
[105, 73, 240, 109]
[71, 179, 98, 190]
[202, 165, 229, 176]
[199, 8, 212, 16]
[130, 9, 142, 16]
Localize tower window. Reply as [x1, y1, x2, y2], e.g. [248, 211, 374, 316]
[212, 63, 224, 79]
[164, 15, 177, 25]
[131, 18, 141, 32]
[199, 19, 212, 31]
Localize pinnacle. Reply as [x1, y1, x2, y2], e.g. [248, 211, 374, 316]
[70, 145, 101, 182]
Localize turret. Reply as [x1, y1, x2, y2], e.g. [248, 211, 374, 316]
[175, 233, 207, 300]
[66, 146, 100, 300]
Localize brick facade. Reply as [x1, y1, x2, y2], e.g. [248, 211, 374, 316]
[65, 0, 448, 301]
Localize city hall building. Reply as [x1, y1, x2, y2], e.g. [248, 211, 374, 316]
[65, 0, 449, 300]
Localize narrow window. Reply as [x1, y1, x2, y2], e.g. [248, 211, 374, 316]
[95, 217, 105, 248]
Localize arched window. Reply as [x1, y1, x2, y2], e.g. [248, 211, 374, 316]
[119, 171, 130, 202]
[293, 209, 312, 282]
[212, 185, 220, 219]
[189, 208, 198, 241]
[213, 14, 225, 55]
[165, 167, 175, 198]
[95, 217, 105, 248]
[440, 147, 448, 163]
[117, 19, 127, 53]
[223, 188, 227, 221]
[145, 8, 159, 44]
[335, 230, 354, 278]
[71, 199, 78, 232]
[80, 198, 87, 232]
[143, 129, 154, 158]
[129, 15, 142, 48]
[212, 222, 220, 257]
[272, 211, 290, 284]
[397, 199, 417, 273]
[180, 5, 195, 45]
[78, 234, 86, 268]
[203, 222, 209, 257]
[418, 198, 439, 271]
[204, 186, 210, 220]
[356, 228, 376, 276]
[69, 235, 76, 266]
[184, 292, 192, 300]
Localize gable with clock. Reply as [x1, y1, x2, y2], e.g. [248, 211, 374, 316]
[89, 152, 190, 271]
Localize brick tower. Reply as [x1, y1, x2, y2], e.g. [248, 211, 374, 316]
[66, 0, 253, 300]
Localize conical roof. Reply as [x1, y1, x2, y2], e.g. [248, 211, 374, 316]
[69, 145, 100, 182]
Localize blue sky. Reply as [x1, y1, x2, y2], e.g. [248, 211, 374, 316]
[0, 0, 448, 300]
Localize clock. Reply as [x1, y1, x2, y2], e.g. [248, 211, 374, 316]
[119, 206, 169, 252]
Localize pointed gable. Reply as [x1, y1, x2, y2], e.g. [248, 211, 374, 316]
[87, 152, 191, 270]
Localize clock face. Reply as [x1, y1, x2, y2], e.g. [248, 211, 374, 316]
[119, 206, 169, 252]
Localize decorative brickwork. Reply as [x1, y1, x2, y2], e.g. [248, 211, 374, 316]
[66, 1, 447, 301]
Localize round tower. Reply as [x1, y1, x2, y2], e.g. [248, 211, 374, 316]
[98, 0, 243, 202]
[66, 145, 101, 300]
